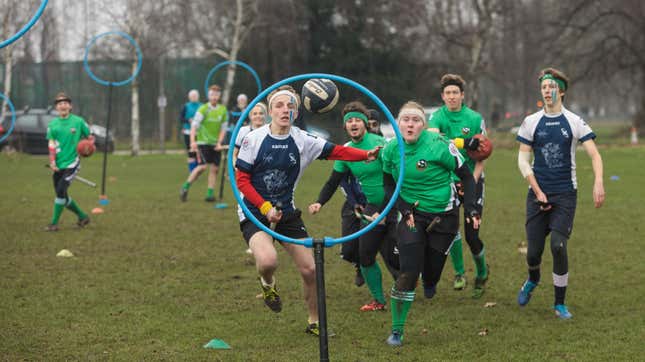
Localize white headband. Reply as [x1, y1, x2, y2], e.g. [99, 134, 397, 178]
[397, 108, 426, 123]
[268, 90, 299, 109]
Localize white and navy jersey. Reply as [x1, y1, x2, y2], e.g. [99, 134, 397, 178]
[236, 124, 335, 220]
[234, 125, 257, 149]
[517, 107, 595, 193]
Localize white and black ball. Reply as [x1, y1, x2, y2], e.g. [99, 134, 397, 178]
[302, 78, 339, 114]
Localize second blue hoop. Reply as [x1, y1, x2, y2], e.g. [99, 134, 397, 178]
[83, 31, 143, 87]
[0, 93, 17, 143]
[226, 73, 405, 248]
[203, 60, 262, 116]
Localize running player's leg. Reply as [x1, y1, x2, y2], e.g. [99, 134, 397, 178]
[242, 220, 281, 312]
[358, 222, 387, 310]
[388, 220, 425, 343]
[340, 204, 363, 286]
[48, 170, 66, 230]
[205, 150, 221, 201]
[184, 134, 198, 173]
[379, 221, 400, 280]
[464, 178, 488, 298]
[548, 191, 576, 318]
[276, 211, 320, 332]
[61, 166, 89, 225]
[181, 146, 207, 200]
[448, 232, 466, 289]
[519, 190, 549, 306]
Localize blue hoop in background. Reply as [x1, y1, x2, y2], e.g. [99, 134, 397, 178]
[227, 73, 405, 248]
[83, 31, 143, 87]
[0, 0, 48, 49]
[0, 92, 17, 143]
[203, 60, 262, 116]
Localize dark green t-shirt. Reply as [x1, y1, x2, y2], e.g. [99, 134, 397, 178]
[428, 105, 485, 172]
[382, 130, 464, 213]
[333, 132, 387, 205]
[46, 114, 90, 169]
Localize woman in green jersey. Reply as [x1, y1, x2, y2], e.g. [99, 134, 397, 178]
[381, 101, 480, 346]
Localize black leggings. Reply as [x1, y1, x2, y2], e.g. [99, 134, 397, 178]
[394, 210, 458, 291]
[462, 177, 485, 255]
[527, 229, 569, 275]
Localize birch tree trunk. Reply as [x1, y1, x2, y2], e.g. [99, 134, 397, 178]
[222, 0, 244, 107]
[1, 48, 12, 122]
[131, 61, 140, 156]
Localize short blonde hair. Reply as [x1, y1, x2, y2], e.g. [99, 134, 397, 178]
[397, 101, 426, 123]
[267, 85, 301, 111]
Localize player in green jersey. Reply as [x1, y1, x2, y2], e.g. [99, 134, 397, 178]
[309, 101, 397, 312]
[45, 93, 92, 231]
[180, 85, 229, 202]
[381, 101, 480, 346]
[426, 74, 489, 298]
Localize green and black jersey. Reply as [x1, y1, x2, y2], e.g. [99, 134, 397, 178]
[46, 114, 90, 169]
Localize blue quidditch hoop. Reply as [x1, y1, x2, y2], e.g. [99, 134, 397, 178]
[83, 31, 143, 87]
[203, 60, 262, 116]
[0, 0, 48, 49]
[0, 92, 17, 143]
[227, 73, 405, 248]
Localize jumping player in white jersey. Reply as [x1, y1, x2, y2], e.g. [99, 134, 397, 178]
[235, 85, 381, 336]
[516, 67, 605, 319]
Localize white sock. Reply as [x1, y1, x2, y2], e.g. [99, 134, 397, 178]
[260, 276, 275, 288]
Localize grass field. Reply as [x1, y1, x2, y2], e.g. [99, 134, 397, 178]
[1, 142, 644, 361]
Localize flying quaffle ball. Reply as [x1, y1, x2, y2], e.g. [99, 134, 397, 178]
[302, 78, 339, 113]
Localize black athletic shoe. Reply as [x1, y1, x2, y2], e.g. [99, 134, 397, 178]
[354, 267, 365, 287]
[77, 217, 90, 228]
[260, 280, 282, 313]
[180, 188, 188, 202]
[204, 196, 216, 202]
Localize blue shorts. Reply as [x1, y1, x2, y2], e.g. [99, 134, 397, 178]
[525, 189, 577, 240]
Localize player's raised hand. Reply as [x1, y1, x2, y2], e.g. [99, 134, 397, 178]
[308, 202, 322, 215]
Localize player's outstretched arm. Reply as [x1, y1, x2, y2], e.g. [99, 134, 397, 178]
[582, 139, 605, 208]
[454, 159, 480, 229]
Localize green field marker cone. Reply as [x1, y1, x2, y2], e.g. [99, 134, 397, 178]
[204, 338, 231, 349]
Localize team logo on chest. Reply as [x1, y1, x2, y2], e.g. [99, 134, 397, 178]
[289, 153, 297, 165]
[70, 127, 76, 134]
[416, 159, 428, 170]
[560, 128, 569, 138]
[461, 127, 470, 135]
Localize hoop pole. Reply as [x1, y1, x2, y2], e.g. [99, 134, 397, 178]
[313, 239, 329, 362]
[100, 84, 113, 196]
[218, 154, 227, 200]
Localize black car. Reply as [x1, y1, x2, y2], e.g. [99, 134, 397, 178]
[0, 108, 114, 154]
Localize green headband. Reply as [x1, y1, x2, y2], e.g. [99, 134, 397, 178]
[539, 74, 566, 91]
[343, 111, 368, 124]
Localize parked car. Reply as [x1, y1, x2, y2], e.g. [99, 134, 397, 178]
[0, 108, 114, 154]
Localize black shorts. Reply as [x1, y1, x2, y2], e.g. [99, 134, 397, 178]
[525, 189, 577, 239]
[396, 208, 460, 255]
[240, 209, 309, 244]
[53, 163, 80, 199]
[197, 145, 221, 166]
[183, 134, 191, 150]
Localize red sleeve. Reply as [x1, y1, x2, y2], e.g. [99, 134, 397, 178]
[327, 145, 368, 161]
[236, 169, 266, 209]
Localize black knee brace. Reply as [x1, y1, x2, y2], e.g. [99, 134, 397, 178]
[550, 230, 569, 275]
[394, 272, 417, 291]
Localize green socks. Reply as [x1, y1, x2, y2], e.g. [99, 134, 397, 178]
[474, 248, 488, 279]
[390, 287, 415, 336]
[182, 181, 191, 190]
[206, 188, 214, 198]
[450, 236, 465, 275]
[66, 198, 87, 220]
[360, 263, 385, 304]
[51, 198, 66, 225]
